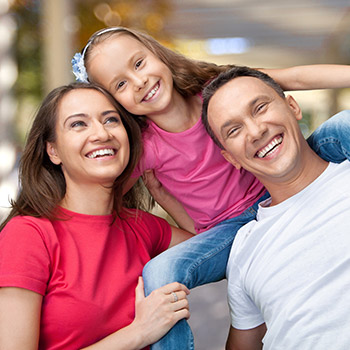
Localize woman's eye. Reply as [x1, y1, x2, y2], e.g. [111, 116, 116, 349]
[105, 116, 120, 125]
[71, 121, 86, 128]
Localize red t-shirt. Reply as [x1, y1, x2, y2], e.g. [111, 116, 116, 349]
[0, 207, 171, 349]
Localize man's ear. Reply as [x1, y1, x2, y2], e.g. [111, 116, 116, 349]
[46, 142, 61, 165]
[221, 149, 242, 170]
[286, 95, 302, 121]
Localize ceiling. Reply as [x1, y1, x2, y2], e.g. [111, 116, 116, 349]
[164, 0, 350, 67]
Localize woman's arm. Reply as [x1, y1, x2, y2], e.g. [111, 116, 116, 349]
[0, 287, 42, 350]
[82, 277, 190, 350]
[143, 170, 196, 234]
[226, 324, 266, 350]
[262, 64, 350, 91]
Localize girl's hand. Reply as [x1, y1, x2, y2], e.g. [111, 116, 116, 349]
[142, 170, 164, 201]
[132, 276, 190, 347]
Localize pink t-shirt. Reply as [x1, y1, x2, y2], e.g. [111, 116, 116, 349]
[0, 208, 171, 350]
[134, 118, 265, 233]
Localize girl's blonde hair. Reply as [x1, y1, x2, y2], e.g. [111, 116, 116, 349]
[83, 27, 236, 98]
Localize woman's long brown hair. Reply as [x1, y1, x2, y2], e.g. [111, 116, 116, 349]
[1, 83, 143, 231]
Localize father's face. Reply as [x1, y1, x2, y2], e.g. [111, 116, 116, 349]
[207, 76, 305, 183]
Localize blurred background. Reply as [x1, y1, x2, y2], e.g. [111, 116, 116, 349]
[1, 0, 350, 348]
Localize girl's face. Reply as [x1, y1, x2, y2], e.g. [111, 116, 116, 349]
[87, 34, 174, 118]
[46, 89, 130, 189]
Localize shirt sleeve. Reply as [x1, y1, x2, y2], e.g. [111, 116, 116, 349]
[132, 130, 158, 178]
[227, 259, 264, 330]
[0, 217, 51, 295]
[138, 211, 172, 257]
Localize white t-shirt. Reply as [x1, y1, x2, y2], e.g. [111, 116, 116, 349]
[227, 161, 350, 349]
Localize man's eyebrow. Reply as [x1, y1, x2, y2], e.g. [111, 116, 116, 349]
[219, 95, 268, 134]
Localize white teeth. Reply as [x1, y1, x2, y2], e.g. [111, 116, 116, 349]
[87, 148, 115, 159]
[144, 83, 159, 101]
[257, 136, 283, 158]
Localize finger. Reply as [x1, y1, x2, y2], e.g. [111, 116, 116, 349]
[135, 276, 145, 302]
[161, 282, 190, 295]
[171, 291, 179, 303]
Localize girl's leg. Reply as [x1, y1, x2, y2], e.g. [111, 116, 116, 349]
[307, 110, 350, 162]
[143, 192, 269, 350]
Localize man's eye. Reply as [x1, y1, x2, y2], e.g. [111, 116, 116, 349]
[257, 103, 267, 113]
[228, 127, 239, 137]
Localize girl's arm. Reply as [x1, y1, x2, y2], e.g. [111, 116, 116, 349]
[0, 287, 42, 350]
[262, 64, 350, 91]
[82, 277, 190, 350]
[143, 170, 196, 234]
[169, 225, 194, 248]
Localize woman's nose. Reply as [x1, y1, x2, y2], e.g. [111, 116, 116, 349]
[90, 122, 111, 142]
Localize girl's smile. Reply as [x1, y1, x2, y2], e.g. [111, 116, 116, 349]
[87, 35, 174, 119]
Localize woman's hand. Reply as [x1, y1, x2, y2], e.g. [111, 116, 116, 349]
[132, 276, 190, 347]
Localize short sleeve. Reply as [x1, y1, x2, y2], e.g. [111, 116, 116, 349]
[135, 211, 172, 257]
[132, 129, 159, 178]
[227, 259, 264, 330]
[0, 217, 51, 295]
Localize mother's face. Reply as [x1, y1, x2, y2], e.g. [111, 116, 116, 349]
[46, 88, 130, 189]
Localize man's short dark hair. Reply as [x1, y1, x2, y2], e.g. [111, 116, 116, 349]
[202, 66, 285, 149]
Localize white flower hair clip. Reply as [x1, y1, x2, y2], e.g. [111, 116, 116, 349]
[71, 52, 89, 83]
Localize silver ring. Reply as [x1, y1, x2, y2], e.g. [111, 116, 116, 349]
[171, 291, 178, 302]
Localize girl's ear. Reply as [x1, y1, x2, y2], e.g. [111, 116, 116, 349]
[221, 149, 242, 170]
[46, 142, 61, 165]
[286, 95, 302, 121]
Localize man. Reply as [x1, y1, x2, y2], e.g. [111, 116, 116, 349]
[201, 66, 350, 349]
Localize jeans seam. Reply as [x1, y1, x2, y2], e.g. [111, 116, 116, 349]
[182, 224, 245, 286]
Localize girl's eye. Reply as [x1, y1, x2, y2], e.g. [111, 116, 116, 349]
[71, 120, 86, 128]
[117, 81, 126, 90]
[135, 59, 143, 69]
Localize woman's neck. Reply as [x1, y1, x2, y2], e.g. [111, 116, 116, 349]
[147, 91, 202, 133]
[60, 183, 114, 216]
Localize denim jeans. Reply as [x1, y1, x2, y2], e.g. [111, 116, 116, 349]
[143, 192, 270, 350]
[307, 110, 350, 162]
[143, 109, 350, 349]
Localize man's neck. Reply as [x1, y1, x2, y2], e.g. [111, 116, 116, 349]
[263, 152, 329, 206]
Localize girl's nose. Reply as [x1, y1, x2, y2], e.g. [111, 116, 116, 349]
[133, 74, 148, 91]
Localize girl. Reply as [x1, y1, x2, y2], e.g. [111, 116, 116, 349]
[72, 27, 350, 349]
[0, 83, 193, 350]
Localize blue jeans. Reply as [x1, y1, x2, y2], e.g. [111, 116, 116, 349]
[307, 110, 350, 162]
[143, 110, 350, 349]
[143, 192, 270, 350]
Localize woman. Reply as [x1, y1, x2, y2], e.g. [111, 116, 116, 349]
[0, 83, 192, 349]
